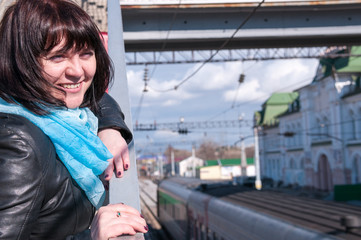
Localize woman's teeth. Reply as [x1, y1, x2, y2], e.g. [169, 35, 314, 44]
[61, 83, 80, 89]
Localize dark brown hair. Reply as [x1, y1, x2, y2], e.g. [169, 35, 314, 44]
[0, 0, 113, 114]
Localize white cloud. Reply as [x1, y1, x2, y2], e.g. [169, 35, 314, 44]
[127, 67, 195, 108]
[223, 59, 318, 104]
[182, 62, 243, 91]
[258, 59, 317, 93]
[223, 76, 267, 104]
[126, 69, 143, 98]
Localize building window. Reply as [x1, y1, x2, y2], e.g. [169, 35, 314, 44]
[313, 118, 322, 141]
[290, 123, 296, 147]
[296, 123, 303, 147]
[320, 117, 329, 138]
[357, 108, 361, 139]
[272, 159, 276, 179]
[266, 159, 272, 177]
[286, 125, 291, 147]
[290, 159, 296, 169]
[352, 155, 361, 184]
[300, 157, 305, 169]
[277, 159, 281, 180]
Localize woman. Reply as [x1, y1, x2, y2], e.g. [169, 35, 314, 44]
[0, 0, 147, 239]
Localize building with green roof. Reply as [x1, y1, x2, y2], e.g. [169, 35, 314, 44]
[256, 46, 361, 197]
[255, 92, 299, 127]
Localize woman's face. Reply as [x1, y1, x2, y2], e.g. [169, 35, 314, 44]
[40, 39, 96, 109]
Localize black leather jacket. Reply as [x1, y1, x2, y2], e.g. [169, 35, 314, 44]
[0, 94, 132, 240]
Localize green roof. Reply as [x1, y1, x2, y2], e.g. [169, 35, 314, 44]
[314, 46, 361, 81]
[205, 158, 254, 166]
[265, 92, 299, 105]
[256, 92, 299, 126]
[338, 46, 361, 73]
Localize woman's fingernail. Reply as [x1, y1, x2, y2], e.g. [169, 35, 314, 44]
[144, 226, 149, 231]
[140, 214, 144, 218]
[104, 174, 109, 179]
[117, 171, 121, 177]
[125, 164, 129, 170]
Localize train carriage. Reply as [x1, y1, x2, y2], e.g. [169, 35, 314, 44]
[157, 177, 340, 240]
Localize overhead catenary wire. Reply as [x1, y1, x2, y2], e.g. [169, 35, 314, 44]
[206, 74, 316, 121]
[134, 91, 145, 122]
[254, 116, 361, 143]
[208, 52, 361, 122]
[149, 0, 266, 93]
[231, 62, 245, 109]
[231, 82, 243, 109]
[149, 0, 182, 80]
[134, 66, 149, 122]
[145, 0, 183, 95]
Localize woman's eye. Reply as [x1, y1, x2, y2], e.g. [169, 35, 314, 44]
[80, 51, 94, 58]
[48, 54, 65, 61]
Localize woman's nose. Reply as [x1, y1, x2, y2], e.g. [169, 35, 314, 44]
[65, 55, 83, 77]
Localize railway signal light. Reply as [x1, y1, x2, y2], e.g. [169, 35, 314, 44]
[178, 128, 188, 135]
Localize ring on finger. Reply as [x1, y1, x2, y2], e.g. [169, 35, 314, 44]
[116, 211, 121, 217]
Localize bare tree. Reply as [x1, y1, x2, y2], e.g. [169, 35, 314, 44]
[196, 140, 220, 160]
[164, 145, 191, 163]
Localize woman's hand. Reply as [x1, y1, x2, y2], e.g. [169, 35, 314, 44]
[90, 203, 148, 240]
[98, 129, 130, 183]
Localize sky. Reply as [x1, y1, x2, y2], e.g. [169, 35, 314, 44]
[124, 58, 319, 155]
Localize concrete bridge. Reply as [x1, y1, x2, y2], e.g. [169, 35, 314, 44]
[119, 0, 361, 52]
[75, 0, 361, 64]
[2, 0, 361, 64]
[2, 0, 361, 52]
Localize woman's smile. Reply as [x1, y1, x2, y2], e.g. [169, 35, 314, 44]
[60, 82, 81, 90]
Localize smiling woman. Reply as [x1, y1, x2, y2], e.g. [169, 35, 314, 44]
[0, 0, 111, 115]
[0, 0, 147, 239]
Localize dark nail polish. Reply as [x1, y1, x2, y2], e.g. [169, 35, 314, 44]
[104, 174, 109, 179]
[125, 164, 129, 170]
[117, 171, 121, 177]
[140, 214, 144, 218]
[144, 226, 148, 231]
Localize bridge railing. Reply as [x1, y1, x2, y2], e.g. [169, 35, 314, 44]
[107, 0, 145, 239]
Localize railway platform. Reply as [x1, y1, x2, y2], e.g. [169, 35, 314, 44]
[139, 178, 170, 240]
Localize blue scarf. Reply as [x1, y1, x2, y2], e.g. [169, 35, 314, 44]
[0, 98, 112, 209]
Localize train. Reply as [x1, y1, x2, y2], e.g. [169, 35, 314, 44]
[157, 177, 338, 240]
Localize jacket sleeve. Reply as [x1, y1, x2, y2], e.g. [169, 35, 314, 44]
[96, 93, 133, 144]
[0, 116, 46, 239]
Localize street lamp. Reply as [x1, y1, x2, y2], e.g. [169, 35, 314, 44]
[234, 135, 253, 181]
[254, 126, 262, 190]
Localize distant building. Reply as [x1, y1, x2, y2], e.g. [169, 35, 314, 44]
[179, 155, 204, 177]
[200, 158, 255, 180]
[256, 46, 361, 191]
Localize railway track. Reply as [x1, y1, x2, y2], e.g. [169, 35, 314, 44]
[139, 179, 170, 240]
[139, 177, 361, 240]
[204, 186, 361, 240]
